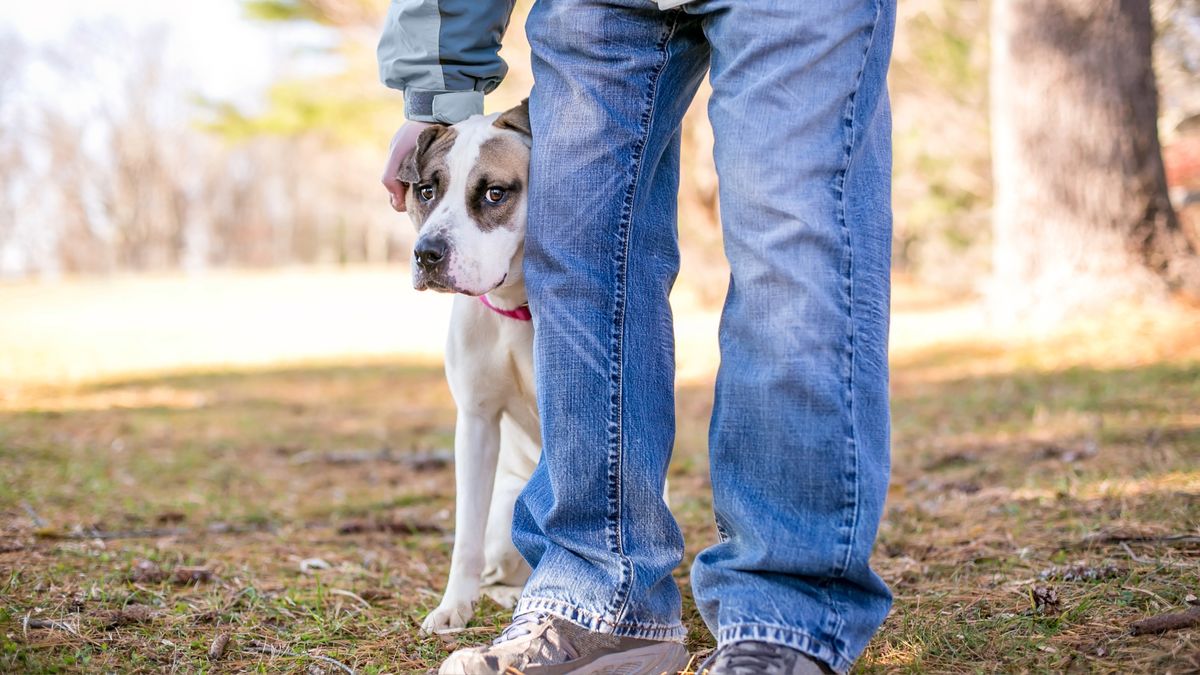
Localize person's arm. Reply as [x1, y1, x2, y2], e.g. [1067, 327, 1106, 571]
[377, 0, 516, 124]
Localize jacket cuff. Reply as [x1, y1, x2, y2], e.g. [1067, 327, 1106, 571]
[405, 89, 485, 124]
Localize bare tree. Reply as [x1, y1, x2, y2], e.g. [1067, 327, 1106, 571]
[0, 14, 481, 277]
[990, 0, 1200, 322]
[0, 33, 30, 273]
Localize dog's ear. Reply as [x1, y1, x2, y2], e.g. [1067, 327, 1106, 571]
[493, 99, 531, 139]
[399, 124, 448, 184]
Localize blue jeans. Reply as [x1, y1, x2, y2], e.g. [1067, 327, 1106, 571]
[512, 0, 895, 671]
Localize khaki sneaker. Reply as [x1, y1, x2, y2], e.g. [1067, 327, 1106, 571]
[438, 611, 690, 674]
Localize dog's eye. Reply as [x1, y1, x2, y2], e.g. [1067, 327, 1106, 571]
[484, 187, 508, 204]
[418, 185, 436, 202]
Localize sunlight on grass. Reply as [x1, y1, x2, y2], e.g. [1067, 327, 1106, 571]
[1010, 470, 1200, 502]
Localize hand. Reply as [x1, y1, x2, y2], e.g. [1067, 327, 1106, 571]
[382, 120, 433, 212]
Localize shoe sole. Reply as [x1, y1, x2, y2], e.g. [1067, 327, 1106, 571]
[541, 641, 690, 675]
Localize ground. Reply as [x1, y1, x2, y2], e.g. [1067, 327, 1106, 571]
[1, 268, 1198, 673]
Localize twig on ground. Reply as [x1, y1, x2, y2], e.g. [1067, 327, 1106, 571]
[35, 522, 274, 541]
[1120, 542, 1153, 564]
[1121, 585, 1173, 609]
[1129, 605, 1200, 636]
[289, 447, 393, 465]
[244, 640, 355, 675]
[220, 585, 260, 613]
[21, 501, 47, 528]
[289, 447, 452, 471]
[1079, 531, 1200, 547]
[336, 518, 443, 536]
[22, 613, 97, 645]
[23, 616, 64, 635]
[1116, 542, 1196, 569]
[37, 527, 188, 540]
[328, 589, 371, 608]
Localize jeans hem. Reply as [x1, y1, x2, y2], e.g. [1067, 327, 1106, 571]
[515, 596, 686, 642]
[718, 623, 852, 674]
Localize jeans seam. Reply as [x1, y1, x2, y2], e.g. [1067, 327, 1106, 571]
[604, 10, 681, 627]
[832, 0, 882, 580]
[515, 596, 687, 642]
[827, 0, 883, 651]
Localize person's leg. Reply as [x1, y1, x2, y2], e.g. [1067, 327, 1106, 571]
[510, 0, 709, 640]
[687, 0, 897, 672]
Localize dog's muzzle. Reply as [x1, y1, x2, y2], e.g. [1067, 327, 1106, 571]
[412, 235, 457, 292]
[414, 235, 449, 273]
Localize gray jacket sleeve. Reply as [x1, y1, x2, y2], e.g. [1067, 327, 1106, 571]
[377, 0, 515, 124]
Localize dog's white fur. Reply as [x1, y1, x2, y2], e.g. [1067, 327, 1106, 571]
[403, 109, 540, 634]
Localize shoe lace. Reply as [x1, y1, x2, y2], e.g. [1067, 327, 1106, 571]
[493, 611, 550, 645]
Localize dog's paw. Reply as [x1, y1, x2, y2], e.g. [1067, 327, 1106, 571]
[481, 584, 523, 609]
[420, 600, 474, 635]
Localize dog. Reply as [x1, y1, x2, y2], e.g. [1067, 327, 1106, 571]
[400, 100, 540, 634]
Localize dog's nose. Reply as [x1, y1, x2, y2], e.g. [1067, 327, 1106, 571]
[414, 237, 448, 270]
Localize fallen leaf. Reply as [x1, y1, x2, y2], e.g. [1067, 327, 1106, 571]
[300, 558, 331, 573]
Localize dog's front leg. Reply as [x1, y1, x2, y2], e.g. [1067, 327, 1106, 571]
[420, 409, 501, 634]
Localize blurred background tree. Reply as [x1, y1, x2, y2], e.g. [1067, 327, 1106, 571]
[991, 0, 1200, 323]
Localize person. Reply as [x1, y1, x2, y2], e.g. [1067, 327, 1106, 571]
[379, 1, 896, 672]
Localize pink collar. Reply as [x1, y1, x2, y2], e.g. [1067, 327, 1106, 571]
[479, 295, 532, 321]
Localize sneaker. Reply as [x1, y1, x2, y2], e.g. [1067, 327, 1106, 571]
[697, 641, 833, 675]
[438, 611, 690, 674]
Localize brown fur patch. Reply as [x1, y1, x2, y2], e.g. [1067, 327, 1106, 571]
[465, 135, 530, 232]
[403, 126, 459, 229]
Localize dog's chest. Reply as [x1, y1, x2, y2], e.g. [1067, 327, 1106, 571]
[444, 297, 536, 421]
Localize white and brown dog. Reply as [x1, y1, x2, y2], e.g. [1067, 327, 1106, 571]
[400, 101, 540, 634]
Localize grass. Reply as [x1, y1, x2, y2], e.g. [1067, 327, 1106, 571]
[1, 270, 1198, 673]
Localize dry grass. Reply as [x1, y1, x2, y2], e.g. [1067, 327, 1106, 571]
[1, 269, 1198, 673]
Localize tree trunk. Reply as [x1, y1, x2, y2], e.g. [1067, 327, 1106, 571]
[990, 0, 1200, 322]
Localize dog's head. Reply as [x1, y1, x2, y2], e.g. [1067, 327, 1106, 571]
[400, 100, 531, 296]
